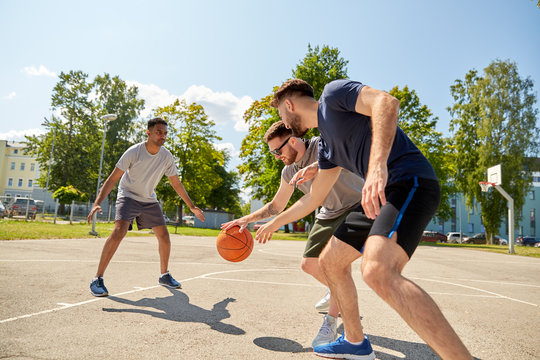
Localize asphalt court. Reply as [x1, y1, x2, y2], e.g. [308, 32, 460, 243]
[0, 235, 539, 359]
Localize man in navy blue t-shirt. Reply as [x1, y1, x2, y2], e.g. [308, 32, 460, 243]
[255, 79, 472, 360]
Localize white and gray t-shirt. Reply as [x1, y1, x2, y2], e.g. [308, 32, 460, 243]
[281, 137, 364, 220]
[115, 142, 178, 203]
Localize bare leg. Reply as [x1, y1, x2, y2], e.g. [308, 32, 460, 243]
[95, 220, 130, 277]
[361, 234, 473, 360]
[152, 225, 171, 274]
[319, 236, 364, 341]
[302, 257, 339, 318]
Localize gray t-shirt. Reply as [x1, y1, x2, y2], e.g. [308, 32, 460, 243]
[116, 142, 178, 203]
[281, 137, 363, 220]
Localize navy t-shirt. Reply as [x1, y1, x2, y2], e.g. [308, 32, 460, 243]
[317, 79, 437, 184]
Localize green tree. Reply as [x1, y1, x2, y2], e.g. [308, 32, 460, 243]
[25, 71, 98, 215]
[389, 86, 455, 221]
[448, 59, 539, 243]
[154, 99, 226, 217]
[92, 73, 145, 202]
[206, 152, 242, 216]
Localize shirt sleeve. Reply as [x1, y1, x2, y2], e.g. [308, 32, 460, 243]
[164, 153, 178, 177]
[323, 80, 365, 112]
[318, 139, 337, 170]
[115, 146, 135, 171]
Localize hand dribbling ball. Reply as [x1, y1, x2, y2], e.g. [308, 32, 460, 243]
[216, 226, 253, 262]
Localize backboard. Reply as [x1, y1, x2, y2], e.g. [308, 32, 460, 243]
[487, 164, 502, 185]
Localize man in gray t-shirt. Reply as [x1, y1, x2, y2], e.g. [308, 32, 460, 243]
[222, 121, 364, 348]
[87, 117, 205, 297]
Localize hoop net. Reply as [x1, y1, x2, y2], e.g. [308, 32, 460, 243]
[479, 181, 495, 192]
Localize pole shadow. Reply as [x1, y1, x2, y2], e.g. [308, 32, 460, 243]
[102, 288, 245, 335]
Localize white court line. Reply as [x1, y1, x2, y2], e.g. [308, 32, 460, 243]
[257, 249, 300, 258]
[410, 277, 538, 307]
[2, 266, 536, 324]
[432, 276, 540, 289]
[0, 268, 293, 324]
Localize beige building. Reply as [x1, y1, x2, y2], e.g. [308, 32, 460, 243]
[0, 140, 40, 200]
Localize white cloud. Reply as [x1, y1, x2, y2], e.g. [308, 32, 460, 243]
[182, 85, 252, 131]
[214, 142, 240, 158]
[3, 91, 16, 100]
[22, 65, 57, 77]
[126, 81, 178, 118]
[0, 128, 45, 141]
[127, 81, 253, 132]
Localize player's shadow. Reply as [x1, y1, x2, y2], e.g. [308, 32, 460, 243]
[102, 288, 245, 335]
[253, 328, 483, 359]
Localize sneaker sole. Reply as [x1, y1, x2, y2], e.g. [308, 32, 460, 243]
[314, 351, 375, 360]
[90, 290, 108, 297]
[159, 282, 181, 289]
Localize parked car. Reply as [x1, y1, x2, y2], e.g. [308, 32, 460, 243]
[182, 216, 195, 226]
[496, 236, 508, 245]
[463, 233, 486, 244]
[421, 231, 446, 243]
[516, 236, 540, 246]
[0, 200, 5, 218]
[446, 232, 462, 243]
[463, 233, 507, 245]
[6, 198, 37, 219]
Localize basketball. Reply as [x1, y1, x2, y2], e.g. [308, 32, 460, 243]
[216, 226, 254, 262]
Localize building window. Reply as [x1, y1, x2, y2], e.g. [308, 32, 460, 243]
[14, 149, 18, 154]
[8, 178, 13, 187]
[20, 163, 25, 171]
[30, 163, 35, 171]
[18, 179, 23, 187]
[468, 223, 474, 233]
[531, 209, 536, 237]
[530, 191, 535, 200]
[519, 226, 524, 236]
[28, 179, 33, 187]
[10, 162, 15, 170]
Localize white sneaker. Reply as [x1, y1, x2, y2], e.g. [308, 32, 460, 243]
[315, 289, 330, 312]
[312, 314, 337, 348]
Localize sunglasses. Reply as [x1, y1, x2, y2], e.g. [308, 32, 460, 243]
[269, 136, 291, 156]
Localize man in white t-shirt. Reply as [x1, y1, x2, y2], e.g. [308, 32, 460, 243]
[87, 117, 205, 297]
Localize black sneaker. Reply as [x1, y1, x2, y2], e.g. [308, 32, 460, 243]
[159, 272, 181, 289]
[90, 277, 109, 297]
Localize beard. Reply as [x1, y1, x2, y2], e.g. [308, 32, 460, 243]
[289, 114, 308, 137]
[281, 147, 298, 165]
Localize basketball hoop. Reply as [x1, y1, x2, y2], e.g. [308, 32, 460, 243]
[479, 181, 495, 192]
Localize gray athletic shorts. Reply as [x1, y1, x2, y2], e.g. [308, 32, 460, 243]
[115, 197, 166, 230]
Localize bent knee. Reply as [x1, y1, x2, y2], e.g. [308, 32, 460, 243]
[301, 257, 318, 275]
[362, 261, 399, 294]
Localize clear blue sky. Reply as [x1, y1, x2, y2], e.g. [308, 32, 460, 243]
[1, 0, 539, 173]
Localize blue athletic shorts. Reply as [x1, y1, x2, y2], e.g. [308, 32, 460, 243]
[334, 177, 440, 258]
[115, 197, 166, 230]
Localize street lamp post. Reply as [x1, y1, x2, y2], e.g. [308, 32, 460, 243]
[43, 130, 55, 218]
[90, 114, 117, 236]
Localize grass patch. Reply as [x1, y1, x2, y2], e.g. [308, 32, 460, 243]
[2, 219, 537, 258]
[419, 241, 540, 258]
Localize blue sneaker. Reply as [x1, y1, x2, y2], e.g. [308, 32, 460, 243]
[313, 333, 375, 360]
[90, 277, 109, 297]
[159, 272, 181, 289]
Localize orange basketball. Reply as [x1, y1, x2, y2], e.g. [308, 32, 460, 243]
[216, 226, 254, 262]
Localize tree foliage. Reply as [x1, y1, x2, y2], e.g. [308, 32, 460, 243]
[153, 99, 230, 215]
[448, 59, 539, 242]
[239, 44, 349, 207]
[389, 86, 455, 220]
[25, 71, 144, 204]
[52, 185, 88, 204]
